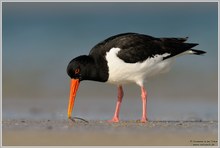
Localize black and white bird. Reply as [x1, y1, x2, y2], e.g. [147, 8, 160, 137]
[66, 32, 206, 123]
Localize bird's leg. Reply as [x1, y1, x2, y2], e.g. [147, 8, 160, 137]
[108, 85, 124, 123]
[141, 86, 148, 123]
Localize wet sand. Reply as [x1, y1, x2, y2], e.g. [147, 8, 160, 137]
[2, 119, 218, 146]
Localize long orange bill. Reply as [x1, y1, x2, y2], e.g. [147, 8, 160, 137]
[67, 79, 80, 119]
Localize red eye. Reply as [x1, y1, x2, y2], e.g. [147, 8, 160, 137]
[75, 68, 80, 74]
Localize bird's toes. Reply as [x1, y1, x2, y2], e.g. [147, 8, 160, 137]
[108, 117, 119, 123]
[140, 117, 148, 123]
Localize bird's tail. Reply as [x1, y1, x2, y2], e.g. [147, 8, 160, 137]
[181, 43, 206, 55]
[190, 49, 206, 55]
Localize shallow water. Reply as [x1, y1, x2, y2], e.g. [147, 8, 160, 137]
[3, 3, 218, 123]
[3, 97, 217, 121]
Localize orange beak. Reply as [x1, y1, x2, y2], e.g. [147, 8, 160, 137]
[67, 79, 80, 119]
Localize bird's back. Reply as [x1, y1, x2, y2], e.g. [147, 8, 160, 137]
[89, 33, 200, 63]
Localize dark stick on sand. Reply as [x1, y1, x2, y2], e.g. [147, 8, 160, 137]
[68, 117, 89, 123]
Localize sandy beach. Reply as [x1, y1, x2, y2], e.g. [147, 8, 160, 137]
[2, 119, 218, 146]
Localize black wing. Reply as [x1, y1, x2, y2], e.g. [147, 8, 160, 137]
[89, 33, 199, 63]
[89, 33, 139, 56]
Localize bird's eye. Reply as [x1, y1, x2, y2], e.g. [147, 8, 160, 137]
[75, 68, 80, 74]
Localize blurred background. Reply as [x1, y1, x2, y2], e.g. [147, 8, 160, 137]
[2, 2, 218, 121]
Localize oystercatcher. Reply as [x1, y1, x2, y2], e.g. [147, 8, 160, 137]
[67, 33, 206, 123]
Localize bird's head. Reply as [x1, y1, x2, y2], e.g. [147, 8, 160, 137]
[67, 58, 82, 80]
[66, 55, 93, 119]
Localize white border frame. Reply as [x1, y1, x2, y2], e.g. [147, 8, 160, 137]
[0, 1, 219, 148]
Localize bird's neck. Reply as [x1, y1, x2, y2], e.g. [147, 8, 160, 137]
[81, 55, 108, 82]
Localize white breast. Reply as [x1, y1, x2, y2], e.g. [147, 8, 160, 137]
[105, 48, 172, 86]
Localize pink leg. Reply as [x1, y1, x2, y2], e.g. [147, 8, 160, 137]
[141, 86, 148, 123]
[109, 85, 123, 123]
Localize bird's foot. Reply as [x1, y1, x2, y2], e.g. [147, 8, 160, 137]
[141, 117, 148, 123]
[108, 117, 119, 123]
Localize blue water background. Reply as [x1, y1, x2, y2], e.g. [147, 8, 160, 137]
[2, 2, 218, 121]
